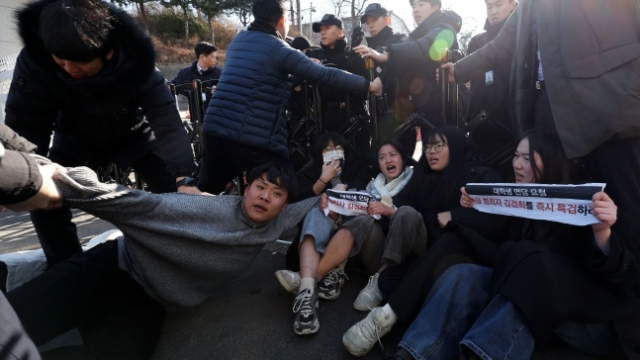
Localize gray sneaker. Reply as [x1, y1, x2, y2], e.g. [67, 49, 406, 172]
[275, 270, 300, 294]
[292, 287, 319, 335]
[342, 307, 395, 357]
[317, 267, 348, 300]
[353, 272, 383, 311]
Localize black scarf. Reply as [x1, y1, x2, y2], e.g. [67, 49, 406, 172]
[484, 17, 508, 39]
[247, 19, 281, 39]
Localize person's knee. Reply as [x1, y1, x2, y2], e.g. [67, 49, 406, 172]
[394, 206, 421, 222]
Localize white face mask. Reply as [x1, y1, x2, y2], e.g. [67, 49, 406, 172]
[322, 149, 345, 164]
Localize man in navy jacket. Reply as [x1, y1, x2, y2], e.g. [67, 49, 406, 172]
[198, 0, 383, 195]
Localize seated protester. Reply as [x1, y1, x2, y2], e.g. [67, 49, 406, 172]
[6, 163, 320, 359]
[276, 141, 427, 335]
[276, 132, 371, 335]
[352, 4, 412, 143]
[374, 126, 505, 299]
[465, 0, 517, 179]
[0, 122, 63, 360]
[307, 15, 372, 160]
[199, 0, 382, 195]
[353, 0, 462, 158]
[343, 129, 640, 359]
[171, 41, 222, 109]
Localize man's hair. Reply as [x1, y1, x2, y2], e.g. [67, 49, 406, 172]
[252, 0, 287, 26]
[410, 0, 441, 8]
[39, 0, 115, 62]
[246, 163, 298, 201]
[195, 42, 217, 58]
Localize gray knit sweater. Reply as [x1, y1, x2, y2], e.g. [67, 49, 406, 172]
[52, 166, 319, 307]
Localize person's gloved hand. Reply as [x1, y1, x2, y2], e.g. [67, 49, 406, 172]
[351, 26, 365, 47]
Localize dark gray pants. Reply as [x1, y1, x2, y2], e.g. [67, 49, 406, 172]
[342, 206, 427, 273]
[0, 290, 40, 360]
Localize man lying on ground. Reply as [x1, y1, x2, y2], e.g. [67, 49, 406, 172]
[5, 162, 319, 359]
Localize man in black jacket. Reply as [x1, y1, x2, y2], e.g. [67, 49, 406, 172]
[466, 0, 517, 179]
[352, 4, 411, 147]
[5, 0, 198, 266]
[354, 0, 462, 157]
[171, 41, 222, 109]
[199, 0, 382, 195]
[306, 14, 372, 160]
[0, 122, 61, 360]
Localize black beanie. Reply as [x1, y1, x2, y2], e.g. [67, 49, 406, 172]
[291, 36, 311, 51]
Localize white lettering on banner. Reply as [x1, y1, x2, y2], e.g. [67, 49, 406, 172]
[323, 190, 381, 219]
[467, 183, 606, 226]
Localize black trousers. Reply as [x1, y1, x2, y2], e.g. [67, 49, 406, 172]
[31, 137, 176, 266]
[198, 134, 292, 194]
[6, 241, 165, 360]
[382, 233, 479, 325]
[535, 88, 640, 241]
[0, 290, 39, 360]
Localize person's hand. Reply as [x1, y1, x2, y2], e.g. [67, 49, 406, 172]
[333, 183, 347, 191]
[210, 85, 216, 95]
[369, 77, 383, 97]
[460, 187, 474, 208]
[320, 159, 341, 184]
[0, 206, 8, 212]
[320, 193, 329, 212]
[368, 201, 395, 217]
[353, 45, 389, 63]
[4, 165, 65, 212]
[310, 58, 323, 65]
[437, 211, 452, 228]
[177, 185, 203, 195]
[441, 62, 456, 83]
[591, 192, 617, 253]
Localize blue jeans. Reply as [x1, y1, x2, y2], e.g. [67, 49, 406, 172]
[399, 264, 535, 360]
[299, 207, 335, 254]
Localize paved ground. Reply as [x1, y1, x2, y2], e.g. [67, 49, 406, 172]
[0, 210, 609, 360]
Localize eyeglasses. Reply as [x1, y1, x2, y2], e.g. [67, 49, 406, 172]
[425, 142, 446, 153]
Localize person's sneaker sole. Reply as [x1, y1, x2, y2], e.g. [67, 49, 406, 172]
[342, 331, 371, 357]
[275, 271, 299, 294]
[318, 287, 341, 300]
[293, 320, 320, 335]
[353, 298, 380, 312]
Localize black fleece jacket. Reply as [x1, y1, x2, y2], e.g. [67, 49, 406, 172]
[0, 123, 42, 205]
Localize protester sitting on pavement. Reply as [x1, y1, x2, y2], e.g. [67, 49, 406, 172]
[4, 162, 319, 358]
[171, 41, 222, 108]
[275, 132, 371, 335]
[0, 122, 63, 360]
[5, 0, 198, 267]
[342, 128, 640, 359]
[276, 141, 426, 335]
[374, 126, 505, 301]
[198, 0, 383, 195]
[353, 0, 463, 157]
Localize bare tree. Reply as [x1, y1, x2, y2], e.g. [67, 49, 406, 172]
[349, 0, 368, 30]
[332, 0, 348, 17]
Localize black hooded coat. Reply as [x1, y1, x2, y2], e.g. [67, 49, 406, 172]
[5, 0, 195, 177]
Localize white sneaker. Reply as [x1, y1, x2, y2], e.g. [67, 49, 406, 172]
[353, 272, 383, 311]
[275, 270, 300, 294]
[342, 307, 394, 357]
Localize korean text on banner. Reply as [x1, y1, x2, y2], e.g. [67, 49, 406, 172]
[323, 189, 381, 220]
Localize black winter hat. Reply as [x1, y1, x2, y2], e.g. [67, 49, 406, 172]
[291, 36, 311, 51]
[360, 3, 389, 23]
[313, 14, 343, 32]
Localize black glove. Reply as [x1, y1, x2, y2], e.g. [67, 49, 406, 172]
[351, 26, 365, 47]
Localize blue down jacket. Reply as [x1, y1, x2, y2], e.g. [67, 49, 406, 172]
[203, 27, 369, 158]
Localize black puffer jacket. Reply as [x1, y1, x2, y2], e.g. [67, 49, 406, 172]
[0, 123, 42, 205]
[386, 10, 462, 117]
[6, 0, 195, 177]
[204, 21, 369, 158]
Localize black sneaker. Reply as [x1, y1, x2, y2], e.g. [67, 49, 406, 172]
[292, 287, 319, 335]
[317, 267, 348, 300]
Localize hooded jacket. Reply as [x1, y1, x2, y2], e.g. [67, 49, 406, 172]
[204, 20, 369, 158]
[386, 10, 462, 117]
[454, 0, 640, 159]
[5, 0, 195, 177]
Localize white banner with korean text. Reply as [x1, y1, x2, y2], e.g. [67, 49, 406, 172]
[324, 189, 381, 219]
[465, 183, 606, 226]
